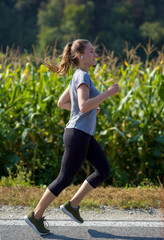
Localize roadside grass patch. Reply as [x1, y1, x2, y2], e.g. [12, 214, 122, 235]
[0, 185, 162, 210]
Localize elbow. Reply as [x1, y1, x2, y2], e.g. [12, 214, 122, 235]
[57, 100, 63, 108]
[79, 105, 87, 114]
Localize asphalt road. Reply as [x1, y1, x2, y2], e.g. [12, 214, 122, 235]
[0, 219, 163, 240]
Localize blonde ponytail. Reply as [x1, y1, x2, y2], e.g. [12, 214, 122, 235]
[58, 42, 73, 74]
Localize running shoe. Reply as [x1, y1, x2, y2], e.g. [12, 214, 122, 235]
[60, 201, 84, 224]
[24, 211, 50, 235]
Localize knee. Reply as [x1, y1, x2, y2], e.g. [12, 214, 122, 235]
[58, 175, 74, 189]
[48, 174, 74, 196]
[100, 164, 110, 181]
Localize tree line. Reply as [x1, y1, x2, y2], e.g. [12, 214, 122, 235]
[1, 0, 164, 56]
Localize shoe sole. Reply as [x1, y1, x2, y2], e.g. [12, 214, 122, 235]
[24, 216, 50, 236]
[60, 205, 83, 224]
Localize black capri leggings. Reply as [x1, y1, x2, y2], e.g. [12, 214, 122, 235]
[48, 128, 110, 196]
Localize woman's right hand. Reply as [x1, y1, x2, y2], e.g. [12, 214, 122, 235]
[107, 83, 120, 96]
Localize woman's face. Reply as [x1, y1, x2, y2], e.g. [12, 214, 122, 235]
[82, 42, 97, 67]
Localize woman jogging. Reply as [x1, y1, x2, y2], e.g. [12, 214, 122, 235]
[24, 39, 120, 235]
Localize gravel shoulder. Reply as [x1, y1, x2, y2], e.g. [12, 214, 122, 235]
[0, 205, 162, 221]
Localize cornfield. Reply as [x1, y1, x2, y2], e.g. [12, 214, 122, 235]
[0, 43, 164, 187]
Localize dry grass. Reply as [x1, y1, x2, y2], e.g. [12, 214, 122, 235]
[0, 185, 163, 210]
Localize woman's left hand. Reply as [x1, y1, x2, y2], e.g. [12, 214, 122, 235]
[96, 106, 100, 115]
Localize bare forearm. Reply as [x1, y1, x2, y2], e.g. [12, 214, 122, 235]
[58, 101, 71, 111]
[78, 83, 120, 113]
[57, 87, 71, 111]
[81, 90, 111, 113]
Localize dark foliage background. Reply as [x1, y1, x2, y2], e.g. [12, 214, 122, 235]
[0, 0, 164, 57]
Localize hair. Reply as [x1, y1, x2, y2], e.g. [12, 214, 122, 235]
[44, 39, 90, 75]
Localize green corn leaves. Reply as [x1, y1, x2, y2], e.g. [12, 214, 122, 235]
[0, 61, 163, 186]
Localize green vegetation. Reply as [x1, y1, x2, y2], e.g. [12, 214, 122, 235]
[0, 42, 163, 187]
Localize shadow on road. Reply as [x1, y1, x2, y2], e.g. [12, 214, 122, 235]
[42, 232, 84, 240]
[88, 229, 163, 240]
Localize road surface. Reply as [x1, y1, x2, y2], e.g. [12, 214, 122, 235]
[0, 219, 163, 240]
[0, 206, 163, 239]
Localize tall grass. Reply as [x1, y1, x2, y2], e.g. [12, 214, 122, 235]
[0, 42, 164, 187]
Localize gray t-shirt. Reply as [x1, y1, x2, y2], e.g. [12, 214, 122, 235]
[65, 69, 100, 135]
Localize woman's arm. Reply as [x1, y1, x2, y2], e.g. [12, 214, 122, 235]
[77, 83, 120, 113]
[58, 87, 71, 111]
